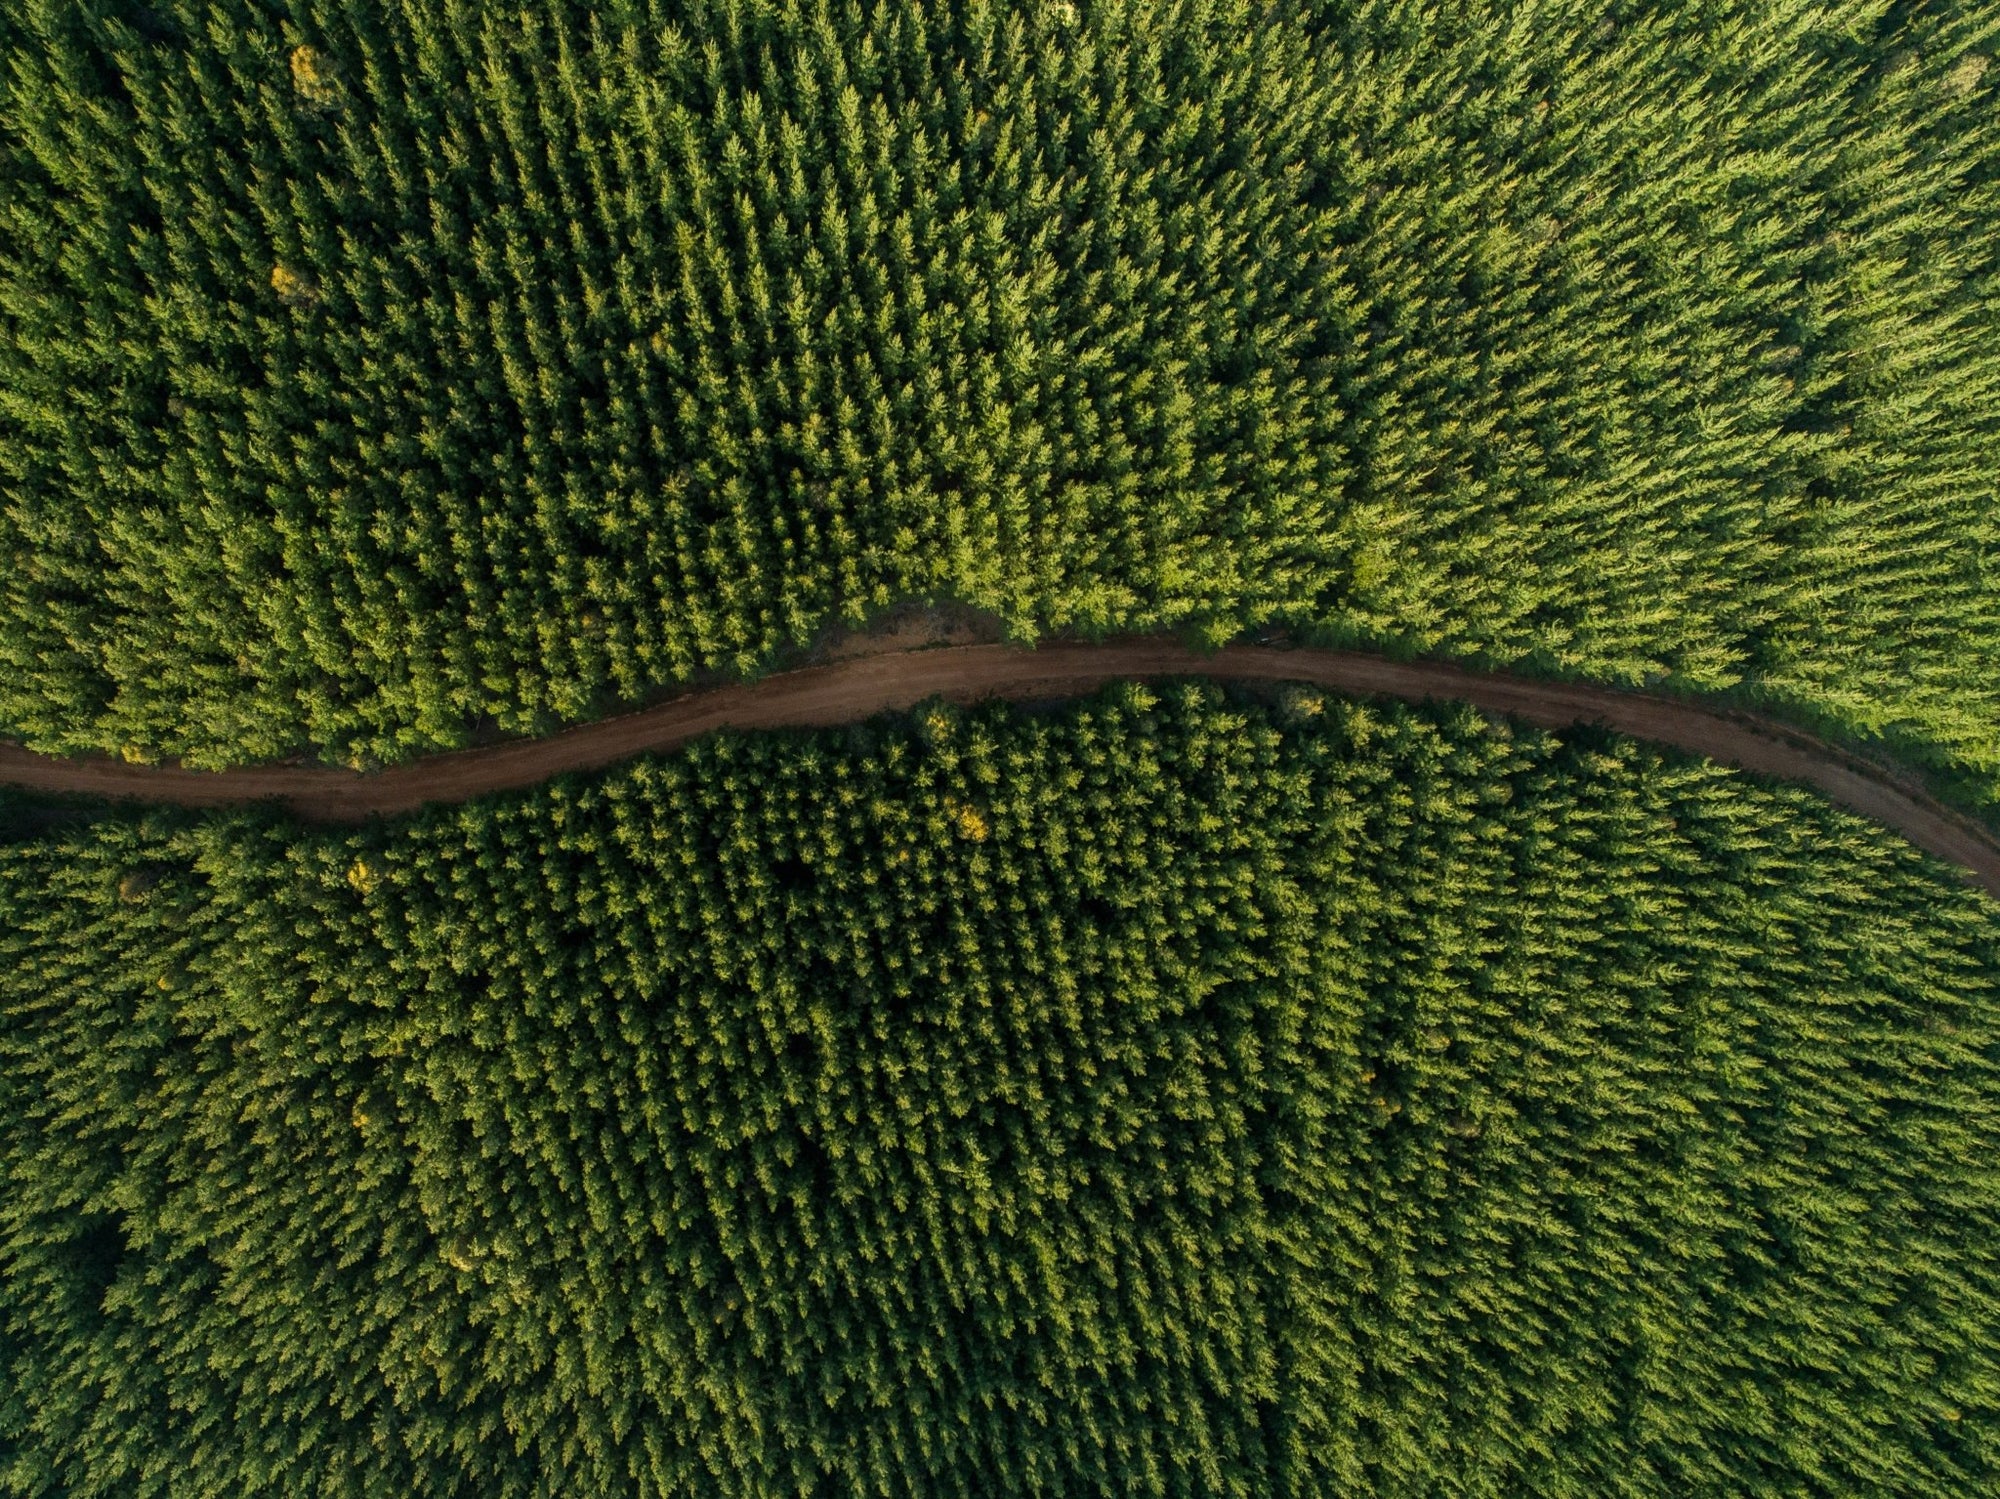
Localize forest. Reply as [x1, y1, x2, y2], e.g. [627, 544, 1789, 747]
[1, 0, 1998, 809]
[3, 686, 1996, 1496]
[4, 1, 1999, 1493]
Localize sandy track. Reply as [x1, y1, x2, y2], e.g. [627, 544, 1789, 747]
[4, 640, 1998, 897]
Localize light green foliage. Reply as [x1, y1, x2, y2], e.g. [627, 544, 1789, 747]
[3, 686, 1997, 1495]
[0, 1, 1996, 798]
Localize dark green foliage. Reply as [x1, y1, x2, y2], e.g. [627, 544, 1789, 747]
[0, 1, 1996, 796]
[4, 686, 1997, 1495]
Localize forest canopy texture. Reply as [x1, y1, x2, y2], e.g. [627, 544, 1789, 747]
[1, 0, 1998, 801]
[3, 687, 1998, 1496]
[5, 3, 2000, 1496]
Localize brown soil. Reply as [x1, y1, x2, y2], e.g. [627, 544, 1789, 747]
[5, 640, 1998, 897]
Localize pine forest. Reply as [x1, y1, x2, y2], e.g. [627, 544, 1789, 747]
[2, 2, 1998, 1495]
[1, 2, 1997, 802]
[4, 687, 1998, 1495]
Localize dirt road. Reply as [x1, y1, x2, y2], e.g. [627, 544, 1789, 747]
[5, 640, 1998, 896]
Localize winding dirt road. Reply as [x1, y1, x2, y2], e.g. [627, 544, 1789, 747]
[4, 639, 1999, 896]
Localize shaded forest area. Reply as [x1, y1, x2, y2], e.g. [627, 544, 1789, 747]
[4, 687, 1996, 1495]
[2, 0, 1997, 803]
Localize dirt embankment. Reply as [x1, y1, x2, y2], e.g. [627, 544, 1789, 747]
[4, 640, 1998, 897]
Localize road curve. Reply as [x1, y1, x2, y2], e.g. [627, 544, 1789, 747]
[4, 640, 1999, 897]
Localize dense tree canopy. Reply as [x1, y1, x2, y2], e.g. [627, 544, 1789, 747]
[4, 687, 1996, 1495]
[0, 0, 1996, 800]
[6, 3, 1999, 1492]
